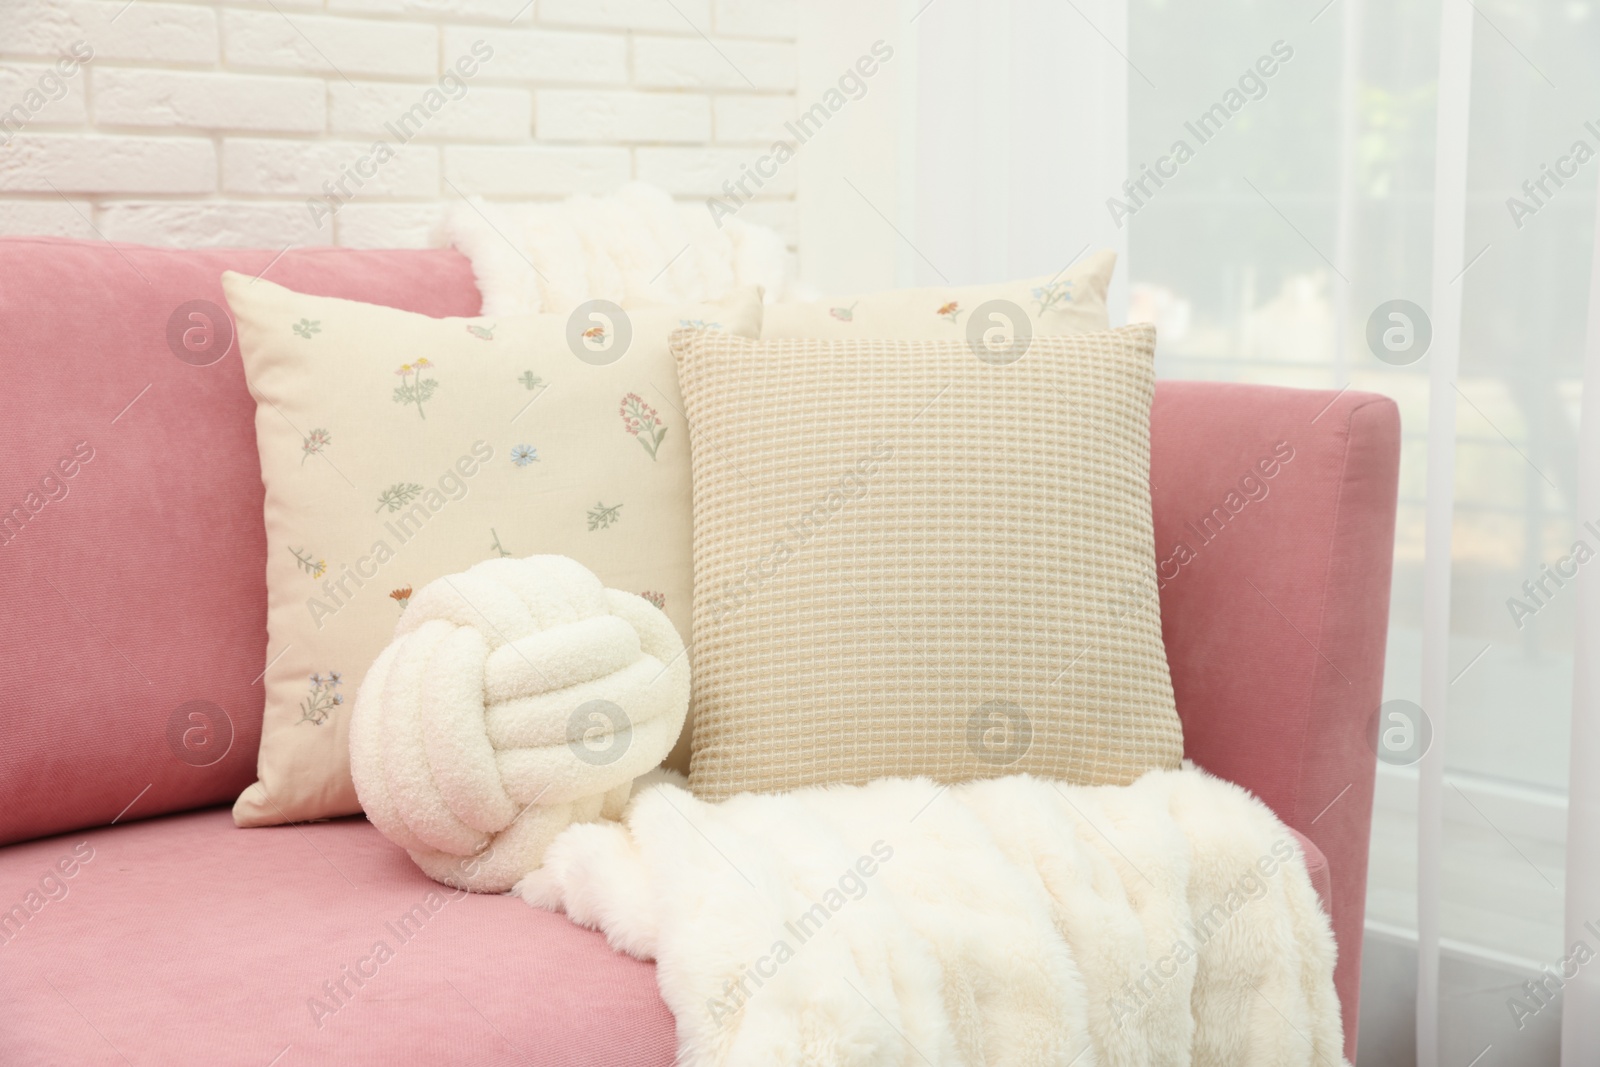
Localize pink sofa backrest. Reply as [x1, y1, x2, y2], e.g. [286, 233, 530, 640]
[1149, 381, 1400, 1063]
[0, 237, 482, 848]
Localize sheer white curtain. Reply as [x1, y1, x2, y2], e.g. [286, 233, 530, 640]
[904, 0, 1129, 317]
[1562, 161, 1600, 1066]
[1119, 1, 1593, 1063]
[794, 0, 1129, 312]
[1416, 3, 1471, 1063]
[798, 0, 1596, 1062]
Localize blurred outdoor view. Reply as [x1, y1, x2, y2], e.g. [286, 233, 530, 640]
[1128, 0, 1589, 976]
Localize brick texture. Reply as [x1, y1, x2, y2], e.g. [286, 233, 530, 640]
[537, 90, 710, 143]
[0, 0, 798, 249]
[93, 69, 327, 132]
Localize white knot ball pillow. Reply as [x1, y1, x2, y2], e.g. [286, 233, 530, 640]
[349, 555, 689, 892]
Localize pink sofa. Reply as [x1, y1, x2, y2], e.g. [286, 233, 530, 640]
[0, 237, 1398, 1065]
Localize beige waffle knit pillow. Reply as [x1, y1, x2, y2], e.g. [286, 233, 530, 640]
[675, 324, 1182, 799]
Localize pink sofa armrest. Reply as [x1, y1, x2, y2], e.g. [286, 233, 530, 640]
[1289, 826, 1333, 917]
[1149, 381, 1400, 1062]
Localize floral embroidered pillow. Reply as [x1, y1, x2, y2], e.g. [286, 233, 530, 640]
[222, 273, 763, 828]
[762, 249, 1116, 340]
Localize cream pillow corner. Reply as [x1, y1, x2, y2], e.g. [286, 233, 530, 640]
[762, 248, 1116, 338]
[223, 273, 762, 826]
[674, 322, 1182, 800]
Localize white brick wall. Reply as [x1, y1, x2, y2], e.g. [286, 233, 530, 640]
[633, 35, 795, 90]
[0, 0, 798, 249]
[94, 70, 328, 132]
[537, 90, 710, 144]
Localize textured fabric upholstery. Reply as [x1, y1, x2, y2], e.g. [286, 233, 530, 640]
[1149, 381, 1400, 1063]
[678, 326, 1184, 800]
[0, 807, 675, 1066]
[0, 237, 483, 848]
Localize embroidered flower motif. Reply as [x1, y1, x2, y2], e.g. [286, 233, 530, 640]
[587, 501, 623, 531]
[466, 323, 497, 340]
[583, 325, 606, 345]
[392, 358, 437, 420]
[299, 671, 343, 725]
[639, 591, 666, 611]
[375, 482, 424, 513]
[511, 444, 539, 467]
[619, 392, 667, 461]
[519, 371, 544, 391]
[677, 318, 723, 330]
[289, 546, 326, 578]
[389, 587, 412, 610]
[936, 301, 963, 324]
[301, 428, 331, 464]
[1031, 279, 1074, 315]
[292, 319, 321, 339]
[829, 302, 858, 322]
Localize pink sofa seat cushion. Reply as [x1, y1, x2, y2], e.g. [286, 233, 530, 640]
[1151, 382, 1400, 1062]
[0, 808, 674, 1066]
[0, 238, 483, 849]
[0, 809, 1330, 1065]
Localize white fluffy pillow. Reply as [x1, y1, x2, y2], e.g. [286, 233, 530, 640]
[447, 182, 791, 315]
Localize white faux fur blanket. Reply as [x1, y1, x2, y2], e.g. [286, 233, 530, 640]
[519, 768, 1347, 1067]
